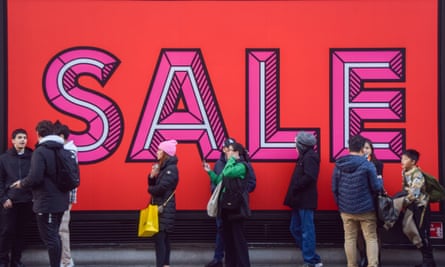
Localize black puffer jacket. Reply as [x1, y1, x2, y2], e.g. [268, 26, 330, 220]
[148, 156, 179, 233]
[0, 147, 33, 204]
[20, 136, 69, 213]
[284, 148, 320, 210]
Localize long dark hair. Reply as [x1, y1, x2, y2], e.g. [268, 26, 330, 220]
[240, 148, 251, 162]
[364, 138, 378, 162]
[230, 142, 251, 162]
[364, 138, 384, 177]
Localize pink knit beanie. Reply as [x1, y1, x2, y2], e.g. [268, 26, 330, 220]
[158, 140, 178, 156]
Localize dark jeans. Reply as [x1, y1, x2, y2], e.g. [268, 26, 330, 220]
[221, 209, 250, 267]
[213, 216, 224, 262]
[154, 231, 171, 267]
[35, 212, 64, 267]
[0, 202, 33, 265]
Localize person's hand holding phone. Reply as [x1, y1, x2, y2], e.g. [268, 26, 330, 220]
[203, 161, 211, 172]
[150, 163, 159, 178]
[10, 180, 21, 189]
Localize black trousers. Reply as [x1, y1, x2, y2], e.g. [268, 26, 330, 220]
[410, 204, 435, 264]
[154, 231, 171, 267]
[35, 212, 64, 267]
[0, 202, 33, 265]
[221, 210, 250, 267]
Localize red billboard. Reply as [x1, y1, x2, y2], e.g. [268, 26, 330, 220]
[6, 0, 440, 211]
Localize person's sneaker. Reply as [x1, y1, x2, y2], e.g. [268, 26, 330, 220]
[60, 259, 74, 267]
[302, 263, 321, 267]
[205, 259, 223, 267]
[414, 263, 436, 267]
[10, 262, 26, 267]
[359, 257, 367, 267]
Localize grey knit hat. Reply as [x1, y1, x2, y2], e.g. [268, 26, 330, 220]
[296, 131, 317, 147]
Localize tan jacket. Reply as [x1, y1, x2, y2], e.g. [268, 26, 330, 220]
[402, 167, 428, 205]
[391, 167, 429, 248]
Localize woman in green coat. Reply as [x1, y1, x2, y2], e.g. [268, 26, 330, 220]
[204, 142, 251, 267]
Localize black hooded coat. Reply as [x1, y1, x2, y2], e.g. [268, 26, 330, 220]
[283, 147, 320, 210]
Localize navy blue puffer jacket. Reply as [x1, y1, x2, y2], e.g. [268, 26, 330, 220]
[332, 154, 383, 214]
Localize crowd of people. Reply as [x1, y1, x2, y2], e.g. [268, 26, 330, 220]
[0, 121, 439, 267]
[331, 135, 436, 267]
[0, 120, 77, 267]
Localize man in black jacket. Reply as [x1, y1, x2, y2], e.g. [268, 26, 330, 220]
[0, 129, 33, 267]
[11, 120, 69, 267]
[284, 132, 323, 267]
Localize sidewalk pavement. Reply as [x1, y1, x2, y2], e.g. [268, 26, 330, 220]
[22, 244, 445, 266]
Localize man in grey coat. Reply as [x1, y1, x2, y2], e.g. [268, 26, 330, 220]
[284, 132, 323, 267]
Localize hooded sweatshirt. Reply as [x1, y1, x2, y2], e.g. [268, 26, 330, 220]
[332, 154, 383, 214]
[20, 135, 69, 213]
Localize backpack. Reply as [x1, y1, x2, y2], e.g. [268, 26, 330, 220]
[240, 151, 256, 193]
[50, 146, 80, 192]
[422, 171, 445, 203]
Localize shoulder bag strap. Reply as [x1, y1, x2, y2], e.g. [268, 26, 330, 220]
[161, 190, 176, 207]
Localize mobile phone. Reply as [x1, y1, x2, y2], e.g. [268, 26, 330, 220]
[202, 160, 209, 169]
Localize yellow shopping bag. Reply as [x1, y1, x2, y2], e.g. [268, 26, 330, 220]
[138, 204, 159, 237]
